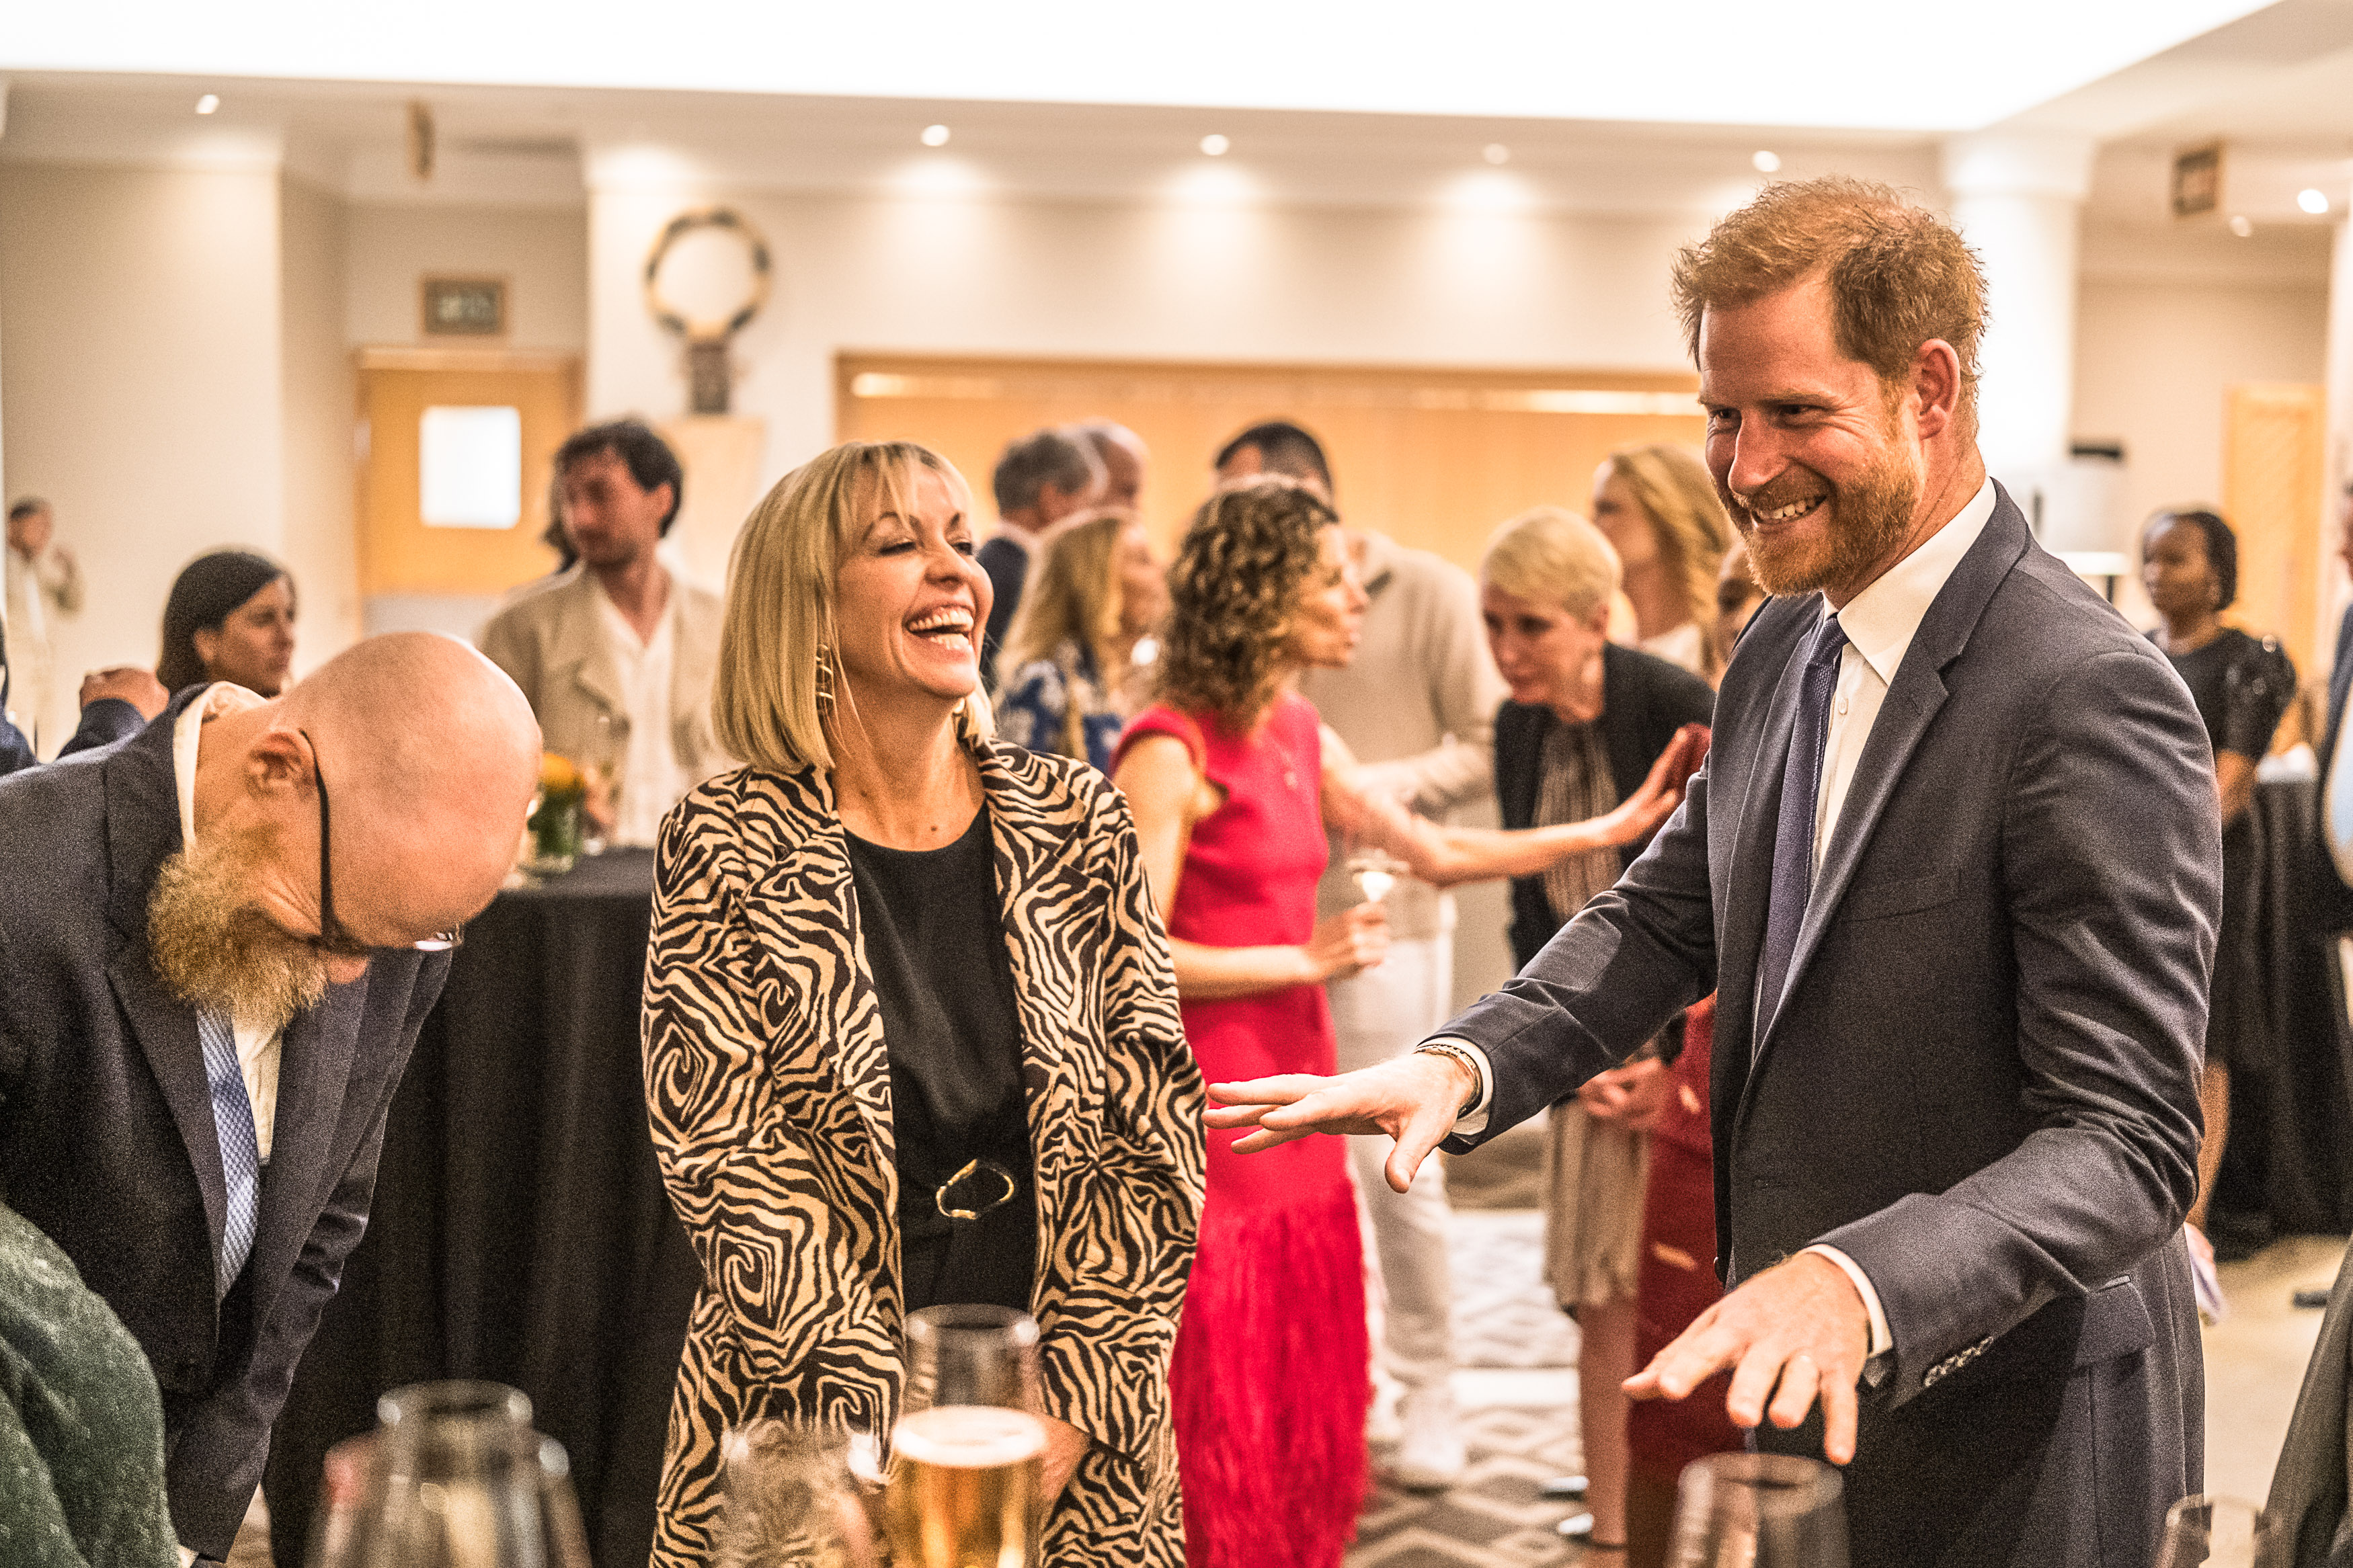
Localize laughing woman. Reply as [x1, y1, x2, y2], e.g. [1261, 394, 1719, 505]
[641, 440, 1205, 1567]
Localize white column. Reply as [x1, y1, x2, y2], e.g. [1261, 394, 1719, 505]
[1940, 130, 2098, 548]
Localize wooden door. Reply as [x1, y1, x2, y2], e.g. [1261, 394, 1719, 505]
[356, 348, 582, 599]
[2223, 382, 2327, 677]
[835, 354, 1705, 573]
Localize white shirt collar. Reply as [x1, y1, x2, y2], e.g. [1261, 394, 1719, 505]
[1829, 478, 1998, 685]
[172, 682, 272, 850]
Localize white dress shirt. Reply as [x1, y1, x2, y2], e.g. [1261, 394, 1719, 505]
[596, 579, 690, 850]
[1438, 479, 2001, 1361]
[173, 685, 281, 1161]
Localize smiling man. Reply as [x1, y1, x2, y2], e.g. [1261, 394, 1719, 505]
[1205, 177, 2218, 1567]
[0, 632, 539, 1565]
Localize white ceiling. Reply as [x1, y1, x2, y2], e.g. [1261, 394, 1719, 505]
[1, 0, 2281, 133]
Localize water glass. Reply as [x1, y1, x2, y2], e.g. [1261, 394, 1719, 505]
[718, 1419, 881, 1568]
[1668, 1451, 1849, 1568]
[2157, 1495, 2276, 1567]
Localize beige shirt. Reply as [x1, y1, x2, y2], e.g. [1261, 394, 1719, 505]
[1300, 531, 1507, 942]
[173, 684, 281, 1161]
[4, 542, 83, 749]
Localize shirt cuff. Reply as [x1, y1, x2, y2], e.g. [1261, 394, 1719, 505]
[1419, 1036, 1494, 1138]
[180, 1548, 199, 1568]
[1802, 1243, 1893, 1364]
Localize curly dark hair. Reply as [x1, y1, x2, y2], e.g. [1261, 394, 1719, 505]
[1157, 478, 1338, 727]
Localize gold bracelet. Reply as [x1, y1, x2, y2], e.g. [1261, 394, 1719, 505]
[1413, 1042, 1484, 1118]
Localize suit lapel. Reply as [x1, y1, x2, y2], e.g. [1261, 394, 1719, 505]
[100, 690, 229, 1250]
[1746, 488, 2032, 1075]
[108, 942, 227, 1252]
[551, 573, 630, 720]
[969, 736, 1088, 1290]
[247, 974, 367, 1319]
[1718, 600, 1814, 1063]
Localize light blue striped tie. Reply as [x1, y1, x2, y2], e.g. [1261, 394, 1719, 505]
[197, 1009, 261, 1300]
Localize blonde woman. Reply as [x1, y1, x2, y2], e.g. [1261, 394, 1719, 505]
[1589, 444, 1735, 681]
[995, 510, 1168, 772]
[641, 440, 1205, 1566]
[1478, 506, 1715, 1555]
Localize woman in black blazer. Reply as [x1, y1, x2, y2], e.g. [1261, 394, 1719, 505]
[1479, 506, 1713, 1555]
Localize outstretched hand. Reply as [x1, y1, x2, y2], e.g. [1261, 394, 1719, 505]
[1623, 1251, 1870, 1465]
[1203, 1052, 1474, 1194]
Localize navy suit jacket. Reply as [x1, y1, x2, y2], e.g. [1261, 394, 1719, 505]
[2313, 604, 2353, 933]
[1438, 485, 2217, 1566]
[0, 691, 448, 1557]
[978, 533, 1029, 690]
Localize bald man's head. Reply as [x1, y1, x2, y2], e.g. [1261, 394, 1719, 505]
[280, 633, 541, 938]
[165, 635, 540, 1024]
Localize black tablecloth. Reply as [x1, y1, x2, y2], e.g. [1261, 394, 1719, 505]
[2214, 778, 2353, 1239]
[266, 849, 701, 1568]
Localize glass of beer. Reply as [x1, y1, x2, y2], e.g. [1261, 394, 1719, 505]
[885, 1305, 1047, 1568]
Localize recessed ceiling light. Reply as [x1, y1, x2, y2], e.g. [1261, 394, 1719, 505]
[1199, 134, 1230, 157]
[1753, 150, 1782, 173]
[195, 93, 221, 115]
[2298, 188, 2331, 215]
[2229, 214, 2254, 237]
[920, 124, 951, 148]
[1483, 143, 1511, 165]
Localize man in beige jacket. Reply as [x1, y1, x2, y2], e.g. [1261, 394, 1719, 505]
[479, 421, 729, 845]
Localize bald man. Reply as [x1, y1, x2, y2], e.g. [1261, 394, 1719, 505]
[0, 632, 539, 1565]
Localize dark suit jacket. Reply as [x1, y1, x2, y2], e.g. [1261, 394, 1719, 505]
[0, 698, 144, 778]
[1495, 642, 1716, 971]
[1439, 486, 2217, 1567]
[0, 691, 450, 1558]
[2313, 604, 2353, 934]
[978, 532, 1030, 689]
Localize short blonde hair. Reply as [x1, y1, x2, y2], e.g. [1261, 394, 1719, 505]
[997, 510, 1135, 686]
[715, 440, 983, 774]
[1481, 507, 1622, 621]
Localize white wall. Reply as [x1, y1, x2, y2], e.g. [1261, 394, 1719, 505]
[280, 173, 359, 663]
[2073, 281, 2329, 534]
[0, 160, 285, 748]
[346, 202, 588, 352]
[587, 181, 1710, 487]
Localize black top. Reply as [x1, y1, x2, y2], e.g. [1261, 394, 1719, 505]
[1496, 641, 1716, 972]
[843, 808, 1036, 1315]
[2154, 626, 2295, 761]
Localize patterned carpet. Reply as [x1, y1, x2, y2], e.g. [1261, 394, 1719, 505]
[1348, 1205, 1605, 1567]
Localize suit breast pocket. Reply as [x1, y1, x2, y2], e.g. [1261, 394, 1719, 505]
[1839, 870, 1959, 923]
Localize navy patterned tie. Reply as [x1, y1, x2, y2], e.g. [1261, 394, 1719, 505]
[198, 1008, 261, 1299]
[1755, 614, 1849, 1048]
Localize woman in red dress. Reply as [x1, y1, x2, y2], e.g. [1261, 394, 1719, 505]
[1115, 479, 1697, 1567]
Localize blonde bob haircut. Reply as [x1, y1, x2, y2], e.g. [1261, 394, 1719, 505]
[1481, 506, 1623, 623]
[715, 440, 988, 774]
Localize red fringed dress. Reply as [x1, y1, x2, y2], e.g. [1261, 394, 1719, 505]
[1117, 697, 1370, 1568]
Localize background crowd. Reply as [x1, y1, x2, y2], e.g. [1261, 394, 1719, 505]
[0, 173, 2340, 1568]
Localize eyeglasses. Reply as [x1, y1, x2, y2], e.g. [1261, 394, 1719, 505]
[299, 729, 464, 957]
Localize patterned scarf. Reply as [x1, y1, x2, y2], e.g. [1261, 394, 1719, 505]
[1537, 717, 1621, 923]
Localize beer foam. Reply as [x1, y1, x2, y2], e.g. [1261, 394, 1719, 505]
[893, 1405, 1047, 1468]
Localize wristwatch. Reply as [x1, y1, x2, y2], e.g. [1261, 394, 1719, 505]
[1412, 1040, 1484, 1117]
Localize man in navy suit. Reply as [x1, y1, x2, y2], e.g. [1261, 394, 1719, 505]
[0, 632, 538, 1563]
[1209, 177, 2217, 1567]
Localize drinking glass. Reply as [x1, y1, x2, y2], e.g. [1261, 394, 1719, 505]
[307, 1380, 590, 1568]
[718, 1419, 881, 1568]
[580, 712, 619, 855]
[2157, 1496, 2276, 1568]
[1667, 1452, 1849, 1568]
[885, 1305, 1047, 1568]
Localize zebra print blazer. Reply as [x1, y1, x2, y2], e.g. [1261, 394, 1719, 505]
[642, 730, 1205, 1567]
